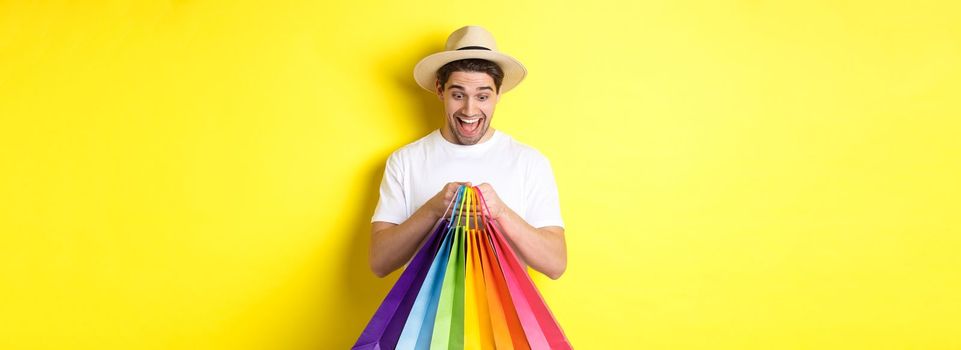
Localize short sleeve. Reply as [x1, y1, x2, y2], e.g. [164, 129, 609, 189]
[371, 152, 408, 224]
[524, 154, 565, 228]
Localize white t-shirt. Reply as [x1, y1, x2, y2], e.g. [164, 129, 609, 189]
[371, 129, 564, 229]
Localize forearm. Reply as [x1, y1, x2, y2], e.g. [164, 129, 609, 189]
[495, 207, 567, 279]
[369, 205, 440, 277]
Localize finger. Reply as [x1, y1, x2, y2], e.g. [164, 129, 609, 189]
[443, 185, 460, 201]
[445, 183, 461, 197]
[479, 187, 493, 197]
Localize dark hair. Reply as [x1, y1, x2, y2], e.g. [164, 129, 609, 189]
[436, 59, 504, 93]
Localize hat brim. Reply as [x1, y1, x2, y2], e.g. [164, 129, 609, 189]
[413, 50, 527, 94]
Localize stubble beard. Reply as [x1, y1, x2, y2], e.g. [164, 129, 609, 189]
[448, 113, 488, 145]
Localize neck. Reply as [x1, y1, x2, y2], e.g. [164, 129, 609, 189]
[440, 126, 496, 145]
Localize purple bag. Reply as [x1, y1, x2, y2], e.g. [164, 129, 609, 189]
[352, 219, 448, 349]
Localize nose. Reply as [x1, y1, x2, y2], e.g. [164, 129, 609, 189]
[463, 98, 480, 117]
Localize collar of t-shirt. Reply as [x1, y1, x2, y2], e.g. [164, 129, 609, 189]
[431, 129, 504, 155]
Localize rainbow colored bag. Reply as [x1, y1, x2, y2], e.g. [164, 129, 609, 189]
[354, 186, 572, 349]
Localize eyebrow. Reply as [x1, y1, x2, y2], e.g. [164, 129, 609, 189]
[449, 84, 494, 92]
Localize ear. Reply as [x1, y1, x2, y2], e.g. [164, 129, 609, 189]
[435, 80, 444, 100]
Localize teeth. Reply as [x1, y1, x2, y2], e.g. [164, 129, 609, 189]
[459, 117, 480, 124]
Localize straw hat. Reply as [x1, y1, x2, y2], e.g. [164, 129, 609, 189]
[413, 26, 527, 94]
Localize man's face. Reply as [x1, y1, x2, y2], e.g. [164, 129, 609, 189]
[436, 71, 500, 145]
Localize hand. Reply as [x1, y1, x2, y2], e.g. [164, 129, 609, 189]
[476, 183, 508, 221]
[427, 182, 471, 219]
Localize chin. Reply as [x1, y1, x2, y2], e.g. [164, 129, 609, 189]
[458, 131, 486, 145]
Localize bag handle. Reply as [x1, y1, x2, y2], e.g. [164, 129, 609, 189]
[470, 187, 482, 231]
[445, 186, 465, 230]
[447, 185, 489, 231]
[475, 185, 495, 225]
[463, 186, 473, 231]
[454, 185, 471, 230]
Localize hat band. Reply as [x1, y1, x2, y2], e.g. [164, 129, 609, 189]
[457, 46, 491, 51]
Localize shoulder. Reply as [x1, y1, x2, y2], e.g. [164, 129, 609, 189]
[497, 131, 551, 164]
[387, 131, 438, 163]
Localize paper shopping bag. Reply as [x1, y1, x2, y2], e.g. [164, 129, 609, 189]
[487, 221, 572, 350]
[464, 228, 497, 349]
[356, 185, 572, 349]
[352, 219, 447, 349]
[430, 226, 466, 349]
[395, 224, 455, 349]
[478, 190, 572, 350]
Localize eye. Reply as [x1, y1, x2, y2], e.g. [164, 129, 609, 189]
[452, 93, 463, 99]
[478, 95, 488, 101]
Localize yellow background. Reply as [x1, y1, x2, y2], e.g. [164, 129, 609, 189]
[2, 0, 959, 348]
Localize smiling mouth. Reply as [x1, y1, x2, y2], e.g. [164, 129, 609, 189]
[455, 115, 484, 137]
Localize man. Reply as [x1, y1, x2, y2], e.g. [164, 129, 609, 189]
[369, 26, 566, 280]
